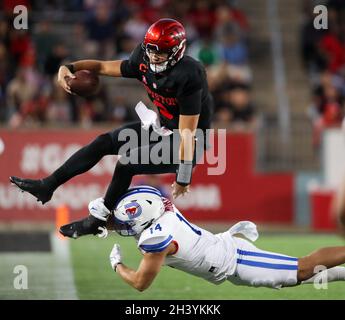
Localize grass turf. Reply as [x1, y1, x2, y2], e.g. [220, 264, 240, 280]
[70, 233, 345, 300]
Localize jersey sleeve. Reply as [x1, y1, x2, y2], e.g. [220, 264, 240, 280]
[177, 89, 202, 115]
[176, 64, 203, 116]
[138, 226, 173, 253]
[120, 44, 143, 79]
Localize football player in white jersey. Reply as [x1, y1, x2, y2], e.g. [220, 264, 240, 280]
[105, 186, 345, 292]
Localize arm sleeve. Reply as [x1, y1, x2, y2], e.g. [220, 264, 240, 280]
[120, 44, 143, 79]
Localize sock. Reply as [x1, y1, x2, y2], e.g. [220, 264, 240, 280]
[302, 266, 345, 284]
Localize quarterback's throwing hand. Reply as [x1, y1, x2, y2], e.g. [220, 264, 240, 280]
[57, 65, 75, 94]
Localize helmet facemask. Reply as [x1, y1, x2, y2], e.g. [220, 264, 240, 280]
[145, 45, 169, 73]
[143, 39, 186, 73]
[112, 216, 137, 236]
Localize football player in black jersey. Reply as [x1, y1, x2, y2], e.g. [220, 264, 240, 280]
[10, 18, 214, 238]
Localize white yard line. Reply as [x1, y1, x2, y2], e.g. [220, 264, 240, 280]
[50, 233, 78, 299]
[0, 232, 78, 299]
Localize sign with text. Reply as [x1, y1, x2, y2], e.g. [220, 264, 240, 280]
[0, 129, 293, 223]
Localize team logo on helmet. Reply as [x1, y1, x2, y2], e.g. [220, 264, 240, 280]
[124, 202, 142, 219]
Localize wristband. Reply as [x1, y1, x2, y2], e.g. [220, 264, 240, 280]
[64, 63, 75, 73]
[176, 160, 193, 187]
[114, 262, 122, 272]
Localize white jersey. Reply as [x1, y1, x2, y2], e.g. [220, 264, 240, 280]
[137, 199, 237, 284]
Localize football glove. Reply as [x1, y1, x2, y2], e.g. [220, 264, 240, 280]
[109, 244, 122, 270]
[88, 197, 110, 221]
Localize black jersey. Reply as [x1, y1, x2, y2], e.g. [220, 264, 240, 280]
[120, 44, 213, 131]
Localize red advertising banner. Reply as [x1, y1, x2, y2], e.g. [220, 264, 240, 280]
[0, 129, 294, 224]
[310, 189, 337, 231]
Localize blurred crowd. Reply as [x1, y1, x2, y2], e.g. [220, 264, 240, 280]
[0, 0, 256, 130]
[301, 0, 345, 147]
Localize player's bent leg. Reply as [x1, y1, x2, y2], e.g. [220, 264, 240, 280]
[102, 130, 205, 211]
[60, 128, 206, 238]
[10, 122, 143, 204]
[227, 237, 299, 289]
[46, 132, 115, 186]
[59, 160, 138, 239]
[10, 132, 115, 204]
[108, 121, 150, 155]
[60, 139, 178, 238]
[103, 142, 178, 210]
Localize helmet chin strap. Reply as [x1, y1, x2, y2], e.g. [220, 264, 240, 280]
[142, 218, 155, 231]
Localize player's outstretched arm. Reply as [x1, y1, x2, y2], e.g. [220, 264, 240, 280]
[69, 60, 123, 76]
[110, 243, 174, 292]
[57, 60, 123, 93]
[116, 253, 165, 291]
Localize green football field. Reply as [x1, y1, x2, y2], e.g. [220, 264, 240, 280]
[70, 233, 345, 300]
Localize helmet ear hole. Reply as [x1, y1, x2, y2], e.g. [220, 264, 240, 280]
[146, 200, 152, 205]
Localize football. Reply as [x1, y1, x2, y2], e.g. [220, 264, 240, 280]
[66, 70, 100, 97]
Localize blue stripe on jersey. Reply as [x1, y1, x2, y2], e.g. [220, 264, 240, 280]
[140, 235, 173, 253]
[237, 249, 298, 261]
[237, 259, 298, 270]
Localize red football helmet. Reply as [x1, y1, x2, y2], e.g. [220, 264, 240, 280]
[142, 18, 186, 72]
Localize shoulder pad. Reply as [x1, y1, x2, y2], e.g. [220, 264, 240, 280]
[138, 226, 173, 253]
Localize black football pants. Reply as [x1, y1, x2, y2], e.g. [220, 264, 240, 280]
[50, 121, 206, 210]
